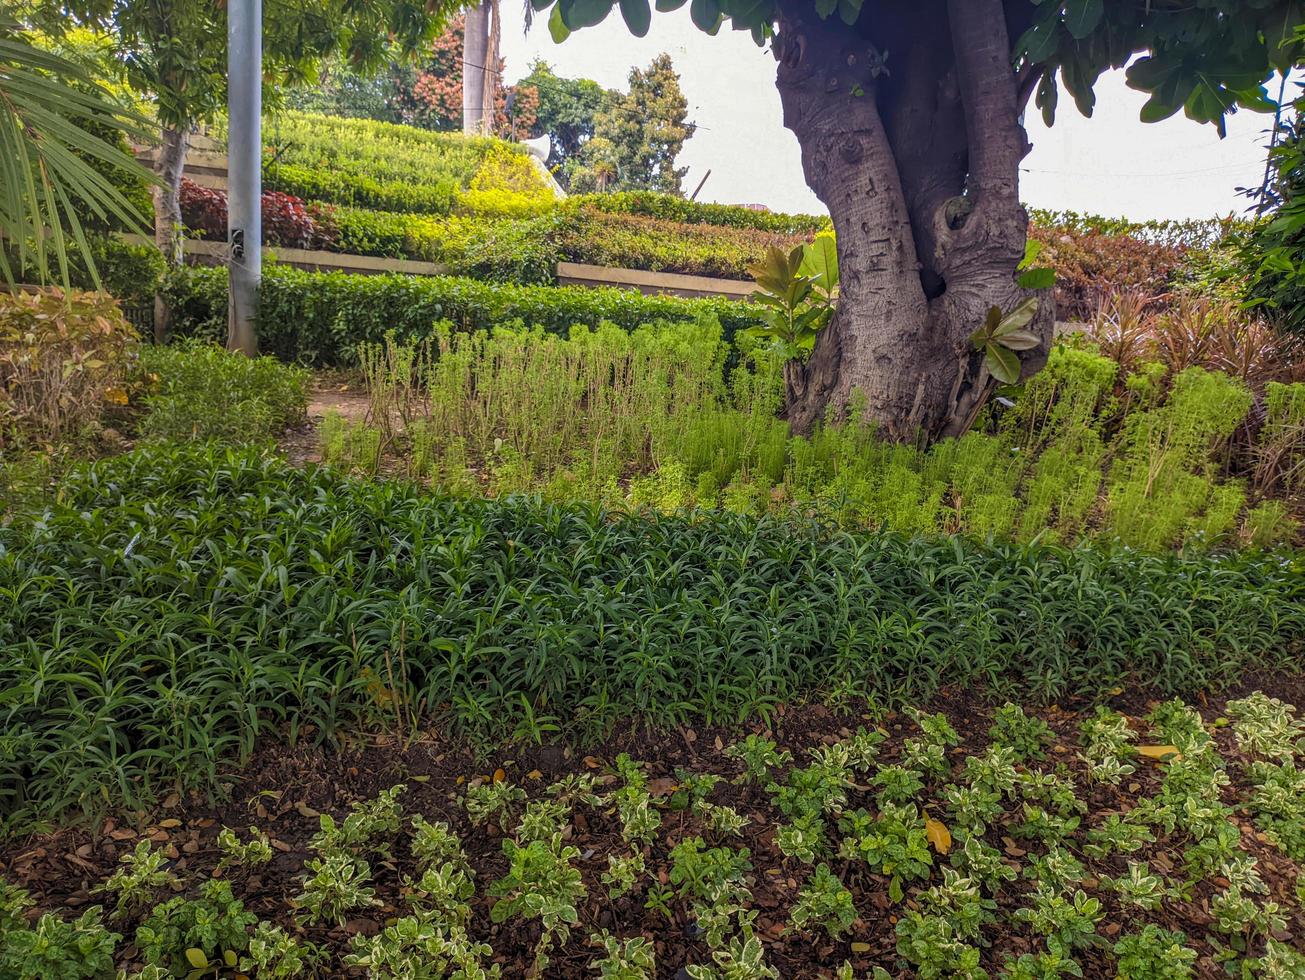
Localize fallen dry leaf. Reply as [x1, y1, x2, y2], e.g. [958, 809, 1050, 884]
[1137, 745, 1182, 762]
[924, 816, 952, 855]
[646, 777, 678, 798]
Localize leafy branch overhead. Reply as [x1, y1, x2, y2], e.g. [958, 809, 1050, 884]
[542, 0, 1300, 135]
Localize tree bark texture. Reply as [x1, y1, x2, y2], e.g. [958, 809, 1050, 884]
[152, 124, 190, 343]
[775, 0, 1052, 439]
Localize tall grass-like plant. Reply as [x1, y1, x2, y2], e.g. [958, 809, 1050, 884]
[1105, 367, 1253, 550]
[1005, 345, 1118, 542]
[1255, 382, 1305, 494]
[332, 327, 1299, 547]
[400, 319, 729, 493]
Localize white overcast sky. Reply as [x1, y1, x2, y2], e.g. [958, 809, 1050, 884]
[499, 7, 1275, 221]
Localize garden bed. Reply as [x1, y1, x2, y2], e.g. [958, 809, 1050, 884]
[2, 683, 1302, 977]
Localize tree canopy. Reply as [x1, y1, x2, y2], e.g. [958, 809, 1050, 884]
[37, 0, 448, 130]
[521, 60, 613, 176]
[568, 53, 696, 194]
[0, 13, 152, 290]
[545, 0, 1300, 137]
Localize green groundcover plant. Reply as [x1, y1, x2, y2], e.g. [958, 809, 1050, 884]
[2, 691, 1304, 976]
[1, 442, 1302, 829]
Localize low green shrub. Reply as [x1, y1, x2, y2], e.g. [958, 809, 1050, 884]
[573, 191, 830, 236]
[2, 442, 1302, 827]
[137, 341, 310, 443]
[255, 111, 498, 191]
[322, 207, 447, 262]
[264, 142, 552, 225]
[162, 264, 764, 365]
[553, 205, 803, 280]
[264, 161, 458, 216]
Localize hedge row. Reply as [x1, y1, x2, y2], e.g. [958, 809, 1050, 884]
[1026, 208, 1249, 250]
[555, 206, 803, 280]
[264, 161, 458, 216]
[4, 442, 1302, 818]
[570, 190, 831, 235]
[163, 264, 763, 364]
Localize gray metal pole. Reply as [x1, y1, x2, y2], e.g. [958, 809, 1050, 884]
[227, 0, 261, 355]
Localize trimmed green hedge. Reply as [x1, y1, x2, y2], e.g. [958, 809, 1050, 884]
[571, 190, 831, 236]
[554, 206, 802, 280]
[265, 161, 458, 216]
[163, 264, 763, 364]
[3, 442, 1302, 820]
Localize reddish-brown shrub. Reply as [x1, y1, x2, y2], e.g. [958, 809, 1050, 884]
[1087, 291, 1305, 389]
[179, 179, 329, 249]
[0, 289, 139, 446]
[178, 180, 228, 240]
[1029, 224, 1186, 322]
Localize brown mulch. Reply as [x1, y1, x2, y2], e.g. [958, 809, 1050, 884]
[2, 675, 1303, 977]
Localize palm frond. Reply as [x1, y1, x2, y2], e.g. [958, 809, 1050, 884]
[0, 15, 158, 293]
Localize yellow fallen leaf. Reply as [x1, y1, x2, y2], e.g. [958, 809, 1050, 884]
[526, 769, 543, 780]
[103, 387, 129, 405]
[1137, 745, 1182, 762]
[492, 768, 506, 784]
[850, 942, 872, 953]
[924, 816, 952, 855]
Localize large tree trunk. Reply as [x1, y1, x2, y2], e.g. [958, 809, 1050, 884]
[463, 4, 491, 135]
[152, 124, 190, 343]
[775, 0, 1052, 440]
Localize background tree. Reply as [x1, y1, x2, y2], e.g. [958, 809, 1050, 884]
[520, 59, 613, 183]
[567, 135, 621, 191]
[288, 52, 405, 123]
[581, 53, 695, 194]
[542, 0, 1303, 439]
[394, 15, 538, 135]
[291, 17, 538, 137]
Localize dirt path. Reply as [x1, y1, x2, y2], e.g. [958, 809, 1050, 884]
[280, 379, 372, 466]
